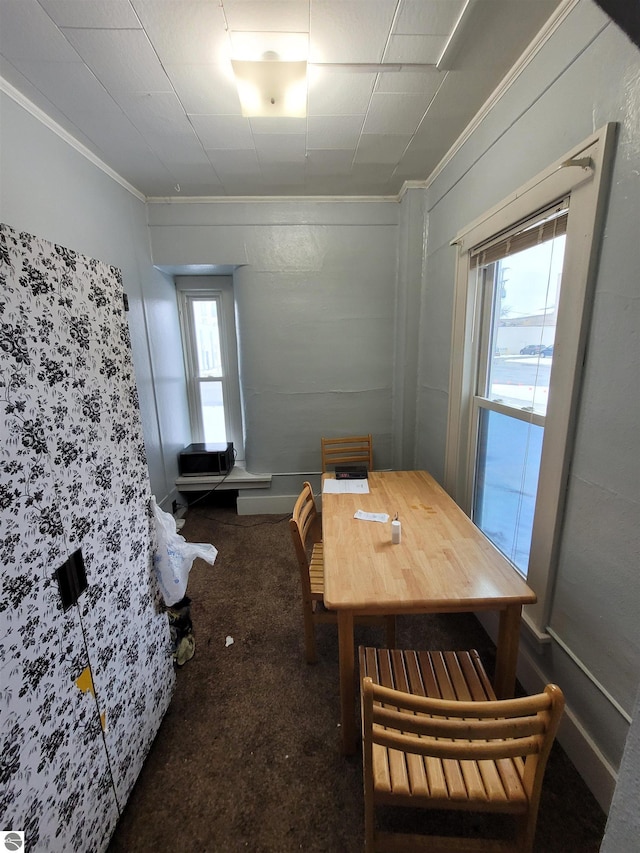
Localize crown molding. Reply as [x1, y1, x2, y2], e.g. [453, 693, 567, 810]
[1, 76, 146, 203]
[145, 193, 400, 204]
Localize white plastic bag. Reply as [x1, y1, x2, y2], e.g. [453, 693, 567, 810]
[151, 496, 217, 606]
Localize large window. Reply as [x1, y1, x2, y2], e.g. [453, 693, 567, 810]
[445, 125, 615, 631]
[176, 276, 244, 459]
[470, 203, 566, 575]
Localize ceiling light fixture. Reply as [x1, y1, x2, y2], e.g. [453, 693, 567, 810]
[231, 50, 307, 118]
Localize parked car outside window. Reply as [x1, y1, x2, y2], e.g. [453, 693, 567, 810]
[520, 344, 545, 355]
[541, 345, 554, 357]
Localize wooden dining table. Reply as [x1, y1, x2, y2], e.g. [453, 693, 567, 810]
[321, 470, 537, 754]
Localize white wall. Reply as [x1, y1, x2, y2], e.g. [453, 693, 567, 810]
[409, 0, 640, 809]
[0, 90, 188, 509]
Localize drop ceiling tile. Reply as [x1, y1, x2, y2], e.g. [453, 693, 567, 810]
[253, 133, 306, 164]
[61, 28, 173, 93]
[0, 0, 81, 61]
[248, 116, 306, 135]
[222, 1, 311, 33]
[375, 69, 442, 96]
[218, 174, 267, 196]
[259, 162, 306, 186]
[354, 133, 410, 165]
[171, 177, 227, 196]
[363, 92, 430, 135]
[309, 0, 397, 64]
[188, 114, 254, 149]
[349, 161, 398, 192]
[391, 145, 438, 181]
[308, 69, 375, 116]
[11, 60, 120, 116]
[165, 64, 241, 115]
[116, 92, 190, 135]
[394, 0, 465, 35]
[305, 149, 354, 176]
[39, 0, 142, 28]
[206, 149, 261, 177]
[383, 34, 447, 64]
[305, 174, 354, 194]
[132, 1, 229, 65]
[307, 115, 363, 149]
[145, 131, 210, 165]
[70, 110, 148, 153]
[160, 160, 224, 188]
[0, 57, 97, 145]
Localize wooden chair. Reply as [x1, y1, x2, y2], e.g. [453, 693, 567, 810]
[289, 482, 395, 663]
[359, 646, 565, 853]
[321, 434, 373, 473]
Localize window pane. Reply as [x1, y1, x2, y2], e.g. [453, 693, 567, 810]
[192, 300, 222, 378]
[199, 381, 226, 444]
[486, 235, 565, 416]
[473, 408, 543, 576]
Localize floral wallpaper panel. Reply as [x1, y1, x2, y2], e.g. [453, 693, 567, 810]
[0, 224, 175, 851]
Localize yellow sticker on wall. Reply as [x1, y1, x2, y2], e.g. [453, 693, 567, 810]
[75, 666, 95, 697]
[76, 666, 106, 729]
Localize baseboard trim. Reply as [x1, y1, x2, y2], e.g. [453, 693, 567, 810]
[476, 612, 616, 813]
[516, 642, 617, 813]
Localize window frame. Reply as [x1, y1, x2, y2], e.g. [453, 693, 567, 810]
[176, 276, 244, 461]
[444, 124, 616, 632]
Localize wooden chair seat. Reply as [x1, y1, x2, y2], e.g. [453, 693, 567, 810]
[359, 646, 565, 853]
[289, 482, 395, 663]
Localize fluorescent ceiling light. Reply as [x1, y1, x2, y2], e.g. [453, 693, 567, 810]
[231, 53, 307, 118]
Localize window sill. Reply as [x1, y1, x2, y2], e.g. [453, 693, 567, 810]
[176, 463, 272, 492]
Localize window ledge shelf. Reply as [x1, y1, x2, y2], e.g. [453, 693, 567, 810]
[176, 464, 272, 492]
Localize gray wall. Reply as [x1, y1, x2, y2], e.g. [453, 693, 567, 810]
[0, 91, 188, 511]
[149, 200, 400, 498]
[412, 0, 639, 809]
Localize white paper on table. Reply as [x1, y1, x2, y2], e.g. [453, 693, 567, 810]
[322, 479, 370, 494]
[354, 509, 390, 523]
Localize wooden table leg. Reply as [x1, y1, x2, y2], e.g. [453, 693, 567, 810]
[495, 604, 522, 698]
[337, 610, 356, 755]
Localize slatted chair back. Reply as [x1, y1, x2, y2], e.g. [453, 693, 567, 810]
[321, 434, 373, 473]
[360, 647, 565, 853]
[289, 484, 396, 664]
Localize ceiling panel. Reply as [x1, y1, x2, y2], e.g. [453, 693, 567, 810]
[354, 133, 411, 165]
[395, 0, 466, 34]
[363, 92, 432, 135]
[0, 0, 564, 198]
[39, 0, 142, 28]
[0, 0, 80, 61]
[308, 69, 376, 116]
[307, 114, 364, 149]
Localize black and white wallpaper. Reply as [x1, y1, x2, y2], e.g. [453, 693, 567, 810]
[0, 223, 175, 851]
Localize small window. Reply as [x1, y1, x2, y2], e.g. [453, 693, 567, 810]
[176, 276, 244, 459]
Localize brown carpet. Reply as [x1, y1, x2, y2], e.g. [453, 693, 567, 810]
[108, 496, 606, 852]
